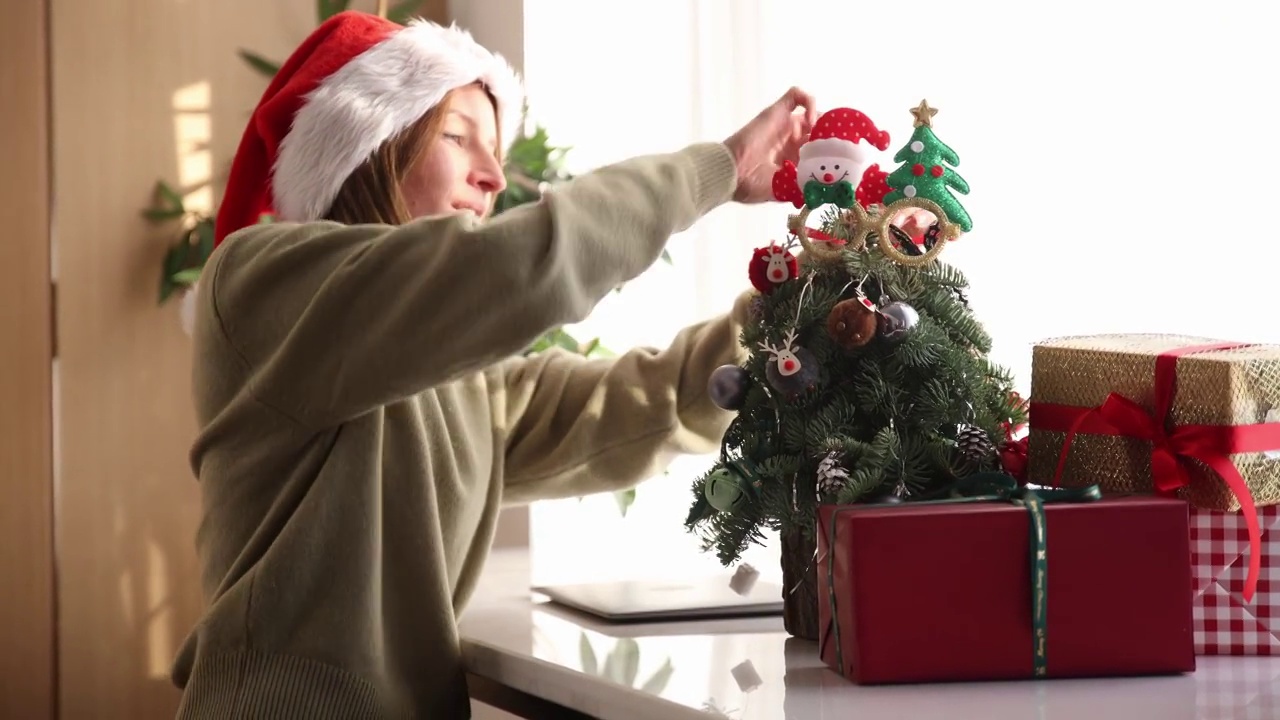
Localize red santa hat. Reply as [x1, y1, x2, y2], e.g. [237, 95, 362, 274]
[799, 107, 890, 162]
[214, 10, 524, 246]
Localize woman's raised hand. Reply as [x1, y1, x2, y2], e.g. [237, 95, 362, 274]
[724, 87, 818, 204]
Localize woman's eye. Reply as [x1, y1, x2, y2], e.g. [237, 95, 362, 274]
[444, 133, 465, 145]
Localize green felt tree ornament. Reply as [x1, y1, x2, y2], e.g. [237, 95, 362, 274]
[883, 99, 973, 233]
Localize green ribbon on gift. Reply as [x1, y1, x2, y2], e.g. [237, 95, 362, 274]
[822, 473, 1102, 679]
[803, 179, 856, 210]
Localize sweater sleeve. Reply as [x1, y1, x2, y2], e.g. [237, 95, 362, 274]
[204, 142, 737, 429]
[497, 289, 754, 505]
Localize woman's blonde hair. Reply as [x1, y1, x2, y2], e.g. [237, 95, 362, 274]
[324, 86, 503, 225]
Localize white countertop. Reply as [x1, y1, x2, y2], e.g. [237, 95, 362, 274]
[458, 548, 1280, 719]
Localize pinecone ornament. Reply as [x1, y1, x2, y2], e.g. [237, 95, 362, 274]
[955, 424, 997, 474]
[816, 451, 850, 495]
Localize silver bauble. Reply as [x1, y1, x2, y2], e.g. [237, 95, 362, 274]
[877, 301, 919, 342]
[708, 364, 750, 411]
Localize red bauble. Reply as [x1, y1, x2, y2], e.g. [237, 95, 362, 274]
[999, 437, 1029, 483]
[749, 243, 799, 294]
[912, 163, 925, 176]
[931, 165, 945, 178]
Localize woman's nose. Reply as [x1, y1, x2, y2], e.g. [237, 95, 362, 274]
[473, 154, 507, 194]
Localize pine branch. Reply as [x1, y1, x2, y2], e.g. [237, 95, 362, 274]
[916, 294, 991, 352]
[920, 261, 969, 290]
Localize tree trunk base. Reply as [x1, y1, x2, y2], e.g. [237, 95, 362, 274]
[781, 526, 819, 641]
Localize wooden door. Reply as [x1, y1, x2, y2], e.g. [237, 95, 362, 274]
[0, 0, 56, 718]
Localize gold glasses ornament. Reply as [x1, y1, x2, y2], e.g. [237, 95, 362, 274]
[787, 197, 964, 267]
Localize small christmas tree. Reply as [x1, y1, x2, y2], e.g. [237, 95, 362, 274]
[883, 99, 973, 232]
[685, 101, 1024, 640]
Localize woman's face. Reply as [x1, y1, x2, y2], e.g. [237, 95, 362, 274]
[401, 84, 507, 220]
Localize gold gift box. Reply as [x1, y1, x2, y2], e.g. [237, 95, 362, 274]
[1026, 333, 1280, 512]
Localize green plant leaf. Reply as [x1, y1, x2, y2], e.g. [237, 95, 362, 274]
[386, 0, 421, 23]
[194, 218, 215, 261]
[170, 268, 202, 285]
[317, 0, 351, 22]
[162, 244, 187, 278]
[152, 180, 185, 215]
[613, 488, 636, 517]
[578, 632, 598, 676]
[238, 49, 281, 78]
[602, 638, 640, 686]
[159, 276, 177, 305]
[639, 657, 675, 694]
[538, 328, 580, 353]
[142, 207, 185, 222]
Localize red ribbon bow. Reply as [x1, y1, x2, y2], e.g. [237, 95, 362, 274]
[1033, 342, 1280, 603]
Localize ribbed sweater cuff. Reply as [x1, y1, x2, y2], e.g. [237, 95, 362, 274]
[176, 650, 383, 719]
[687, 142, 738, 215]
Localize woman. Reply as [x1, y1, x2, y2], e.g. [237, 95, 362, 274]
[172, 10, 817, 719]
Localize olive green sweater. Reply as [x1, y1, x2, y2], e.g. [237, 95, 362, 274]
[171, 142, 753, 718]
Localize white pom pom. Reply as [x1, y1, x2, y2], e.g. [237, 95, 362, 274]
[910, 140, 924, 153]
[731, 660, 763, 692]
[903, 185, 918, 198]
[728, 563, 760, 596]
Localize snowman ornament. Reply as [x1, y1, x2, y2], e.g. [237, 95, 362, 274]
[796, 108, 891, 211]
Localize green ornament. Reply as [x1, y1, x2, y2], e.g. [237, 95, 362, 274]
[883, 117, 973, 232]
[803, 179, 856, 210]
[703, 459, 762, 513]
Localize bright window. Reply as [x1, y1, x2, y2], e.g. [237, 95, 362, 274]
[524, 0, 1280, 586]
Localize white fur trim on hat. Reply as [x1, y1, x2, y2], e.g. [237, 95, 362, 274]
[273, 19, 524, 223]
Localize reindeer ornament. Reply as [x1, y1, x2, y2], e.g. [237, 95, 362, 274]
[759, 329, 820, 399]
[748, 239, 799, 295]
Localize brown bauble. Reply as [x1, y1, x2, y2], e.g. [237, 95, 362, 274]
[826, 298, 878, 352]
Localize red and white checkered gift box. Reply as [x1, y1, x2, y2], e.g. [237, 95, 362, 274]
[1191, 504, 1280, 655]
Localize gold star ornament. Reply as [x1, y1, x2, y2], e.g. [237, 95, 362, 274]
[910, 99, 938, 128]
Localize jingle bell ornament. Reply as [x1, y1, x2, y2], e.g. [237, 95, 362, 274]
[703, 459, 762, 513]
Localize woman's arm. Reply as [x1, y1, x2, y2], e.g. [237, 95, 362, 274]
[497, 290, 754, 505]
[199, 143, 737, 430]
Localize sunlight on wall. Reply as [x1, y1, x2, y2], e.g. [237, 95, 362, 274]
[172, 81, 213, 213]
[146, 539, 174, 678]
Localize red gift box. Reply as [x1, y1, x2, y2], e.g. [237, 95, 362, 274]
[816, 493, 1197, 684]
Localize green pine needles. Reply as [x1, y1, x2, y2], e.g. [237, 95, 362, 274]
[685, 208, 1025, 566]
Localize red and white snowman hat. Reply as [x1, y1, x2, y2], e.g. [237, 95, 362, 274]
[798, 108, 891, 165]
[214, 10, 524, 246]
